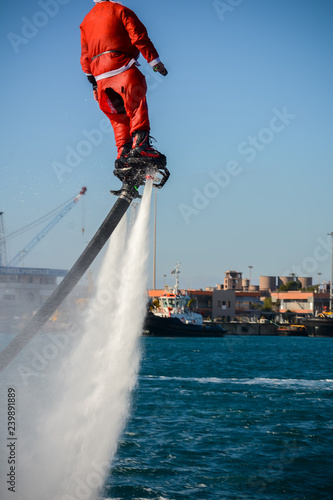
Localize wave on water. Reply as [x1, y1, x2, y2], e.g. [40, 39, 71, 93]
[142, 375, 333, 390]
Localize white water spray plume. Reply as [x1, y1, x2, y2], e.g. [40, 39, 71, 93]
[0, 180, 153, 500]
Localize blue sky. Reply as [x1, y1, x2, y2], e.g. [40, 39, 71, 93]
[1, 0, 333, 290]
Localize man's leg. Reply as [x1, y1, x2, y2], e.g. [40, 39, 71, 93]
[99, 68, 166, 177]
[120, 67, 165, 165]
[115, 66, 150, 135]
[98, 85, 132, 161]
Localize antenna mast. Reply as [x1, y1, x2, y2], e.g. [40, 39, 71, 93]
[174, 262, 181, 294]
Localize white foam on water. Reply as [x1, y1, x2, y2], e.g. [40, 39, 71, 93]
[142, 375, 333, 391]
[4, 181, 153, 500]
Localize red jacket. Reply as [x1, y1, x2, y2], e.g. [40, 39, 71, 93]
[80, 1, 160, 79]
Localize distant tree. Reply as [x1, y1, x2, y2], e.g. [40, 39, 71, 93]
[262, 297, 273, 311]
[262, 297, 280, 312]
[252, 298, 280, 312]
[278, 280, 301, 291]
[303, 285, 320, 292]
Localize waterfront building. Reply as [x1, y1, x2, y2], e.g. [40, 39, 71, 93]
[212, 290, 236, 322]
[271, 291, 330, 315]
[0, 266, 67, 312]
[235, 291, 262, 317]
[186, 289, 213, 318]
[0, 266, 68, 327]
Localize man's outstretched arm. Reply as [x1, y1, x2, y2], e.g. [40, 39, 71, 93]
[121, 8, 168, 76]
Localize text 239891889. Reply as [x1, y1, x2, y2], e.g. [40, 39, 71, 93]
[7, 388, 17, 493]
[8, 388, 16, 436]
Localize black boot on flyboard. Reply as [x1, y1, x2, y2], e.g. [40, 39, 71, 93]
[111, 132, 169, 198]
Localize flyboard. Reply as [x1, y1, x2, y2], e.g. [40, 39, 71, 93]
[0, 161, 170, 372]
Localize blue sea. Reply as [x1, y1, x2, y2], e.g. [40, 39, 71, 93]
[104, 336, 333, 500]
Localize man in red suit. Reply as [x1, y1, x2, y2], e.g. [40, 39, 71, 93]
[80, 0, 168, 178]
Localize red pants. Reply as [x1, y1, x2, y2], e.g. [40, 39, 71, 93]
[98, 66, 150, 157]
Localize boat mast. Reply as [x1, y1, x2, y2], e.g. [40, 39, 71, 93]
[174, 262, 181, 294]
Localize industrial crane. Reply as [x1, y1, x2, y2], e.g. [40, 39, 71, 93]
[7, 187, 87, 267]
[0, 161, 170, 372]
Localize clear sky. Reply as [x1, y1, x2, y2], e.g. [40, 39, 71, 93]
[1, 0, 333, 290]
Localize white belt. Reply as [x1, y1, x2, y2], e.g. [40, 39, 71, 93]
[95, 59, 137, 81]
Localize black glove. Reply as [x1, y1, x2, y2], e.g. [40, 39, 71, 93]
[153, 63, 168, 77]
[87, 74, 97, 90]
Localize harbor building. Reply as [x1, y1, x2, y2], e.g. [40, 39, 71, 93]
[0, 266, 67, 326]
[235, 291, 262, 317]
[186, 289, 213, 318]
[224, 271, 243, 291]
[212, 290, 236, 322]
[271, 291, 329, 315]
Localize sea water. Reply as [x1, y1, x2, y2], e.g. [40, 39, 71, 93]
[0, 180, 153, 500]
[1, 328, 332, 499]
[105, 336, 333, 500]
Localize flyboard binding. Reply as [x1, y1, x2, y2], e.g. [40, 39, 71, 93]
[110, 156, 170, 200]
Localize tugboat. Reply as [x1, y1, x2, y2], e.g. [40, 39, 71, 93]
[143, 264, 226, 337]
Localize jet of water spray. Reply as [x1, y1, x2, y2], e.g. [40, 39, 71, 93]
[1, 180, 153, 500]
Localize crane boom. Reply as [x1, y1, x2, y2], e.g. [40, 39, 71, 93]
[7, 187, 87, 267]
[0, 159, 170, 373]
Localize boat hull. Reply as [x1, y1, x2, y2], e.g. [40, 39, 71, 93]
[143, 313, 226, 338]
[301, 318, 333, 337]
[277, 326, 308, 337]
